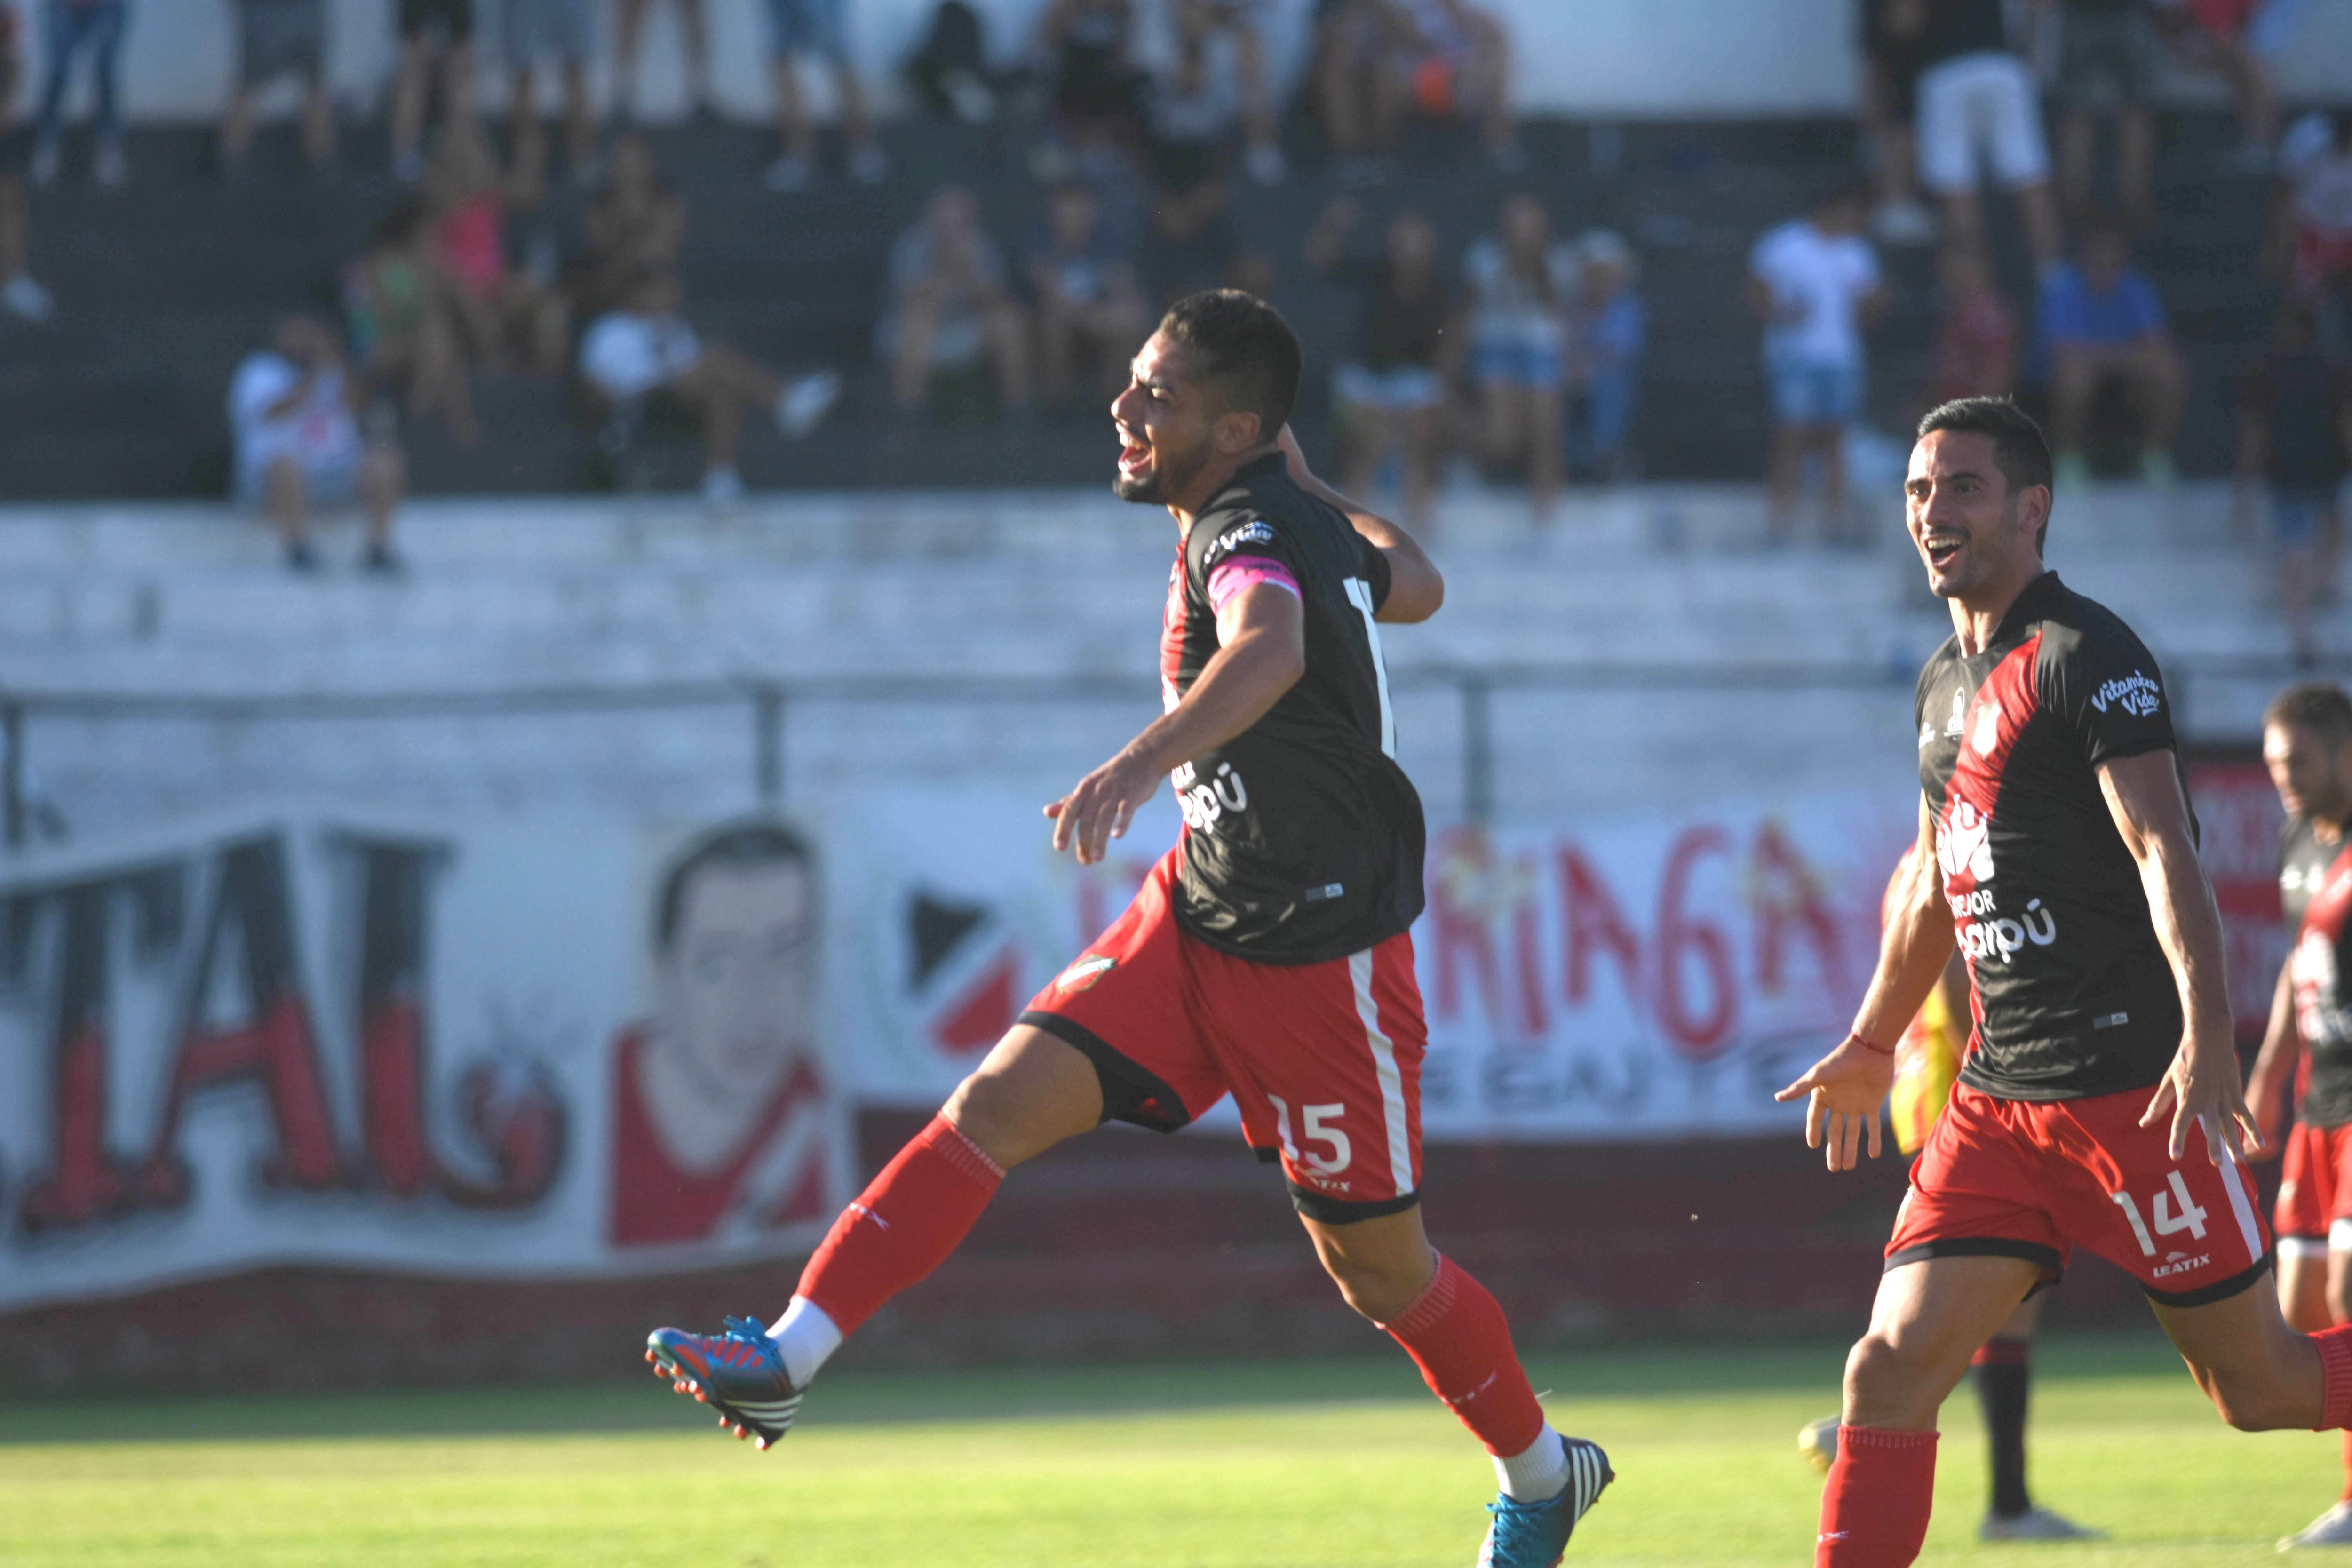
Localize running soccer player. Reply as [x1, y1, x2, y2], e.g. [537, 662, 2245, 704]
[2250, 682, 2352, 1550]
[1778, 395, 2352, 1568]
[642, 290, 1613, 1568]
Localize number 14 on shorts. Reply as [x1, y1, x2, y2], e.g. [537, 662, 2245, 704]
[2112, 1171, 2209, 1257]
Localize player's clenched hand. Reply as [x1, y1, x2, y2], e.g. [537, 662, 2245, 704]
[1045, 748, 1162, 866]
[2140, 1034, 2258, 1167]
[1775, 1035, 1895, 1173]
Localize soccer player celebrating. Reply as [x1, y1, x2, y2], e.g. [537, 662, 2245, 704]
[643, 291, 1612, 1568]
[1778, 395, 2352, 1568]
[2251, 682, 2352, 1550]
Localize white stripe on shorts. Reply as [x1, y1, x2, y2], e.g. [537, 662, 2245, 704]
[1349, 949, 1414, 1200]
[2211, 1126, 2266, 1266]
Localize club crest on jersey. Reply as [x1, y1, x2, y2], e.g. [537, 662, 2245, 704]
[1971, 701, 2004, 756]
[1936, 799, 1995, 883]
[1945, 687, 1968, 737]
[1056, 955, 1116, 993]
[1202, 519, 1278, 565]
[2089, 670, 2162, 718]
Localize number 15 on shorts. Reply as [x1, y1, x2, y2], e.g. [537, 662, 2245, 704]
[1269, 1096, 1352, 1176]
[2112, 1172, 2208, 1257]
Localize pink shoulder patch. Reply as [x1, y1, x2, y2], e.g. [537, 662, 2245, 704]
[1205, 557, 1301, 613]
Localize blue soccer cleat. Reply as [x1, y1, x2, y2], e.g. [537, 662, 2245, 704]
[644, 1316, 805, 1450]
[1477, 1437, 1613, 1568]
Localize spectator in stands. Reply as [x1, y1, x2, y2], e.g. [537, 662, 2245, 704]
[29, 0, 130, 188]
[1747, 186, 1887, 543]
[1394, 0, 1518, 169]
[2237, 300, 2352, 663]
[580, 269, 842, 508]
[220, 0, 334, 176]
[2270, 108, 2352, 322]
[905, 0, 999, 126]
[0, 1, 54, 322]
[1306, 197, 1447, 527]
[1034, 0, 1145, 151]
[1922, 241, 2017, 409]
[1908, 0, 2060, 271]
[229, 315, 405, 574]
[1313, 0, 1408, 174]
[1027, 181, 1148, 407]
[1139, 34, 1263, 310]
[2156, 0, 2301, 162]
[2050, 0, 2161, 230]
[763, 0, 886, 192]
[881, 187, 1032, 420]
[347, 199, 477, 445]
[390, 0, 474, 183]
[616, 0, 715, 122]
[502, 0, 596, 194]
[423, 122, 571, 378]
[574, 133, 685, 320]
[1461, 193, 1575, 520]
[1173, 0, 1284, 185]
[1859, 0, 1937, 245]
[1563, 229, 1645, 484]
[2043, 222, 2185, 487]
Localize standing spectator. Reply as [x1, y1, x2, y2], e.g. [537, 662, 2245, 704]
[228, 316, 405, 574]
[1922, 241, 2018, 408]
[502, 0, 596, 194]
[0, 1, 53, 321]
[1305, 197, 1447, 527]
[346, 199, 477, 444]
[1026, 181, 1147, 407]
[573, 132, 684, 319]
[1312, 0, 1407, 172]
[1563, 229, 1644, 483]
[1859, 0, 1937, 245]
[2042, 222, 2185, 486]
[904, 0, 998, 126]
[2156, 0, 2303, 161]
[1174, 0, 1283, 185]
[2237, 302, 2352, 663]
[2270, 109, 2352, 319]
[762, 0, 885, 191]
[220, 0, 334, 175]
[880, 186, 1032, 419]
[1460, 193, 1574, 520]
[2050, 0, 2161, 229]
[615, 0, 715, 121]
[1394, 0, 1518, 168]
[423, 121, 571, 377]
[390, 0, 475, 183]
[1907, 0, 2061, 270]
[1034, 0, 1145, 151]
[1747, 186, 1887, 542]
[28, 0, 130, 188]
[580, 270, 842, 508]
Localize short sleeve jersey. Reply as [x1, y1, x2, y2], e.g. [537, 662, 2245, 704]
[2281, 816, 2352, 1130]
[1162, 453, 1426, 965]
[1915, 572, 2181, 1100]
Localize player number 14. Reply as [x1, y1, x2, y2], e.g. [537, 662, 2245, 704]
[2111, 1172, 2209, 1258]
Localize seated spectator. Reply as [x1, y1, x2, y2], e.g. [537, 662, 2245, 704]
[228, 316, 405, 573]
[2042, 223, 2185, 486]
[1859, 0, 1936, 245]
[615, 0, 714, 121]
[580, 271, 843, 508]
[1922, 241, 2017, 408]
[1172, 0, 1284, 185]
[1312, 0, 1408, 171]
[763, 0, 886, 192]
[347, 199, 477, 444]
[390, 0, 474, 183]
[2270, 108, 2352, 316]
[1907, 0, 2059, 270]
[2237, 301, 2352, 663]
[2051, 0, 2160, 230]
[30, 0, 130, 188]
[0, 2, 54, 322]
[1026, 181, 1147, 406]
[1144, 2, 1242, 197]
[1139, 48, 1262, 310]
[1747, 186, 1887, 542]
[221, 0, 334, 176]
[880, 187, 1033, 419]
[1460, 194, 1575, 519]
[1306, 197, 1448, 527]
[422, 122, 570, 378]
[1394, 0, 1518, 167]
[1033, 0, 1144, 150]
[2155, 0, 2303, 161]
[574, 133, 685, 320]
[1563, 229, 1644, 483]
[502, 0, 596, 194]
[905, 0, 999, 126]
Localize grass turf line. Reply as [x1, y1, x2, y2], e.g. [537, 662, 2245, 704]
[0, 1330, 2337, 1566]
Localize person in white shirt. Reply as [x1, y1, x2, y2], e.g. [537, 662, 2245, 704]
[2272, 109, 2352, 311]
[227, 315, 405, 573]
[1747, 188, 1889, 543]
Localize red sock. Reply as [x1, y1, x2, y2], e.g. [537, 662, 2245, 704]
[1377, 1254, 1546, 1457]
[1818, 1426, 1939, 1568]
[2319, 1324, 2352, 1432]
[795, 1114, 1003, 1337]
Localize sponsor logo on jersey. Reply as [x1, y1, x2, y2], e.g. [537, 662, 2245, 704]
[1175, 760, 1251, 832]
[1936, 799, 1995, 883]
[1202, 518, 1279, 566]
[2150, 1252, 2210, 1280]
[2089, 670, 2162, 718]
[1958, 897, 2058, 964]
[1055, 954, 1116, 993]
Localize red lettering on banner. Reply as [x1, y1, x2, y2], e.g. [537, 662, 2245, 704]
[1654, 827, 1738, 1057]
[1560, 844, 1641, 1007]
[1749, 820, 1844, 997]
[1431, 828, 1507, 1024]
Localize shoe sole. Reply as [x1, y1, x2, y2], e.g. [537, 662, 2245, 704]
[644, 1336, 791, 1450]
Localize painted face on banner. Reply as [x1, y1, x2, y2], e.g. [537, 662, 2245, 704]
[657, 860, 817, 1106]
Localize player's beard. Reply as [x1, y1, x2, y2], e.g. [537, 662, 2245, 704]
[1113, 440, 1208, 506]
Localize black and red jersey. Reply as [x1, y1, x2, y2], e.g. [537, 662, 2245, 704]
[1159, 452, 1425, 965]
[2282, 815, 2352, 1130]
[1915, 571, 2181, 1101]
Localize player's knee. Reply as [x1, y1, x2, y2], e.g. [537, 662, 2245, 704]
[1842, 1330, 1945, 1425]
[1318, 1248, 1429, 1324]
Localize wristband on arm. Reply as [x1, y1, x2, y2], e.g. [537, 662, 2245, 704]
[1849, 1032, 1895, 1057]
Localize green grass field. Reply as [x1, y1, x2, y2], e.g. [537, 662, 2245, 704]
[0, 1329, 2334, 1566]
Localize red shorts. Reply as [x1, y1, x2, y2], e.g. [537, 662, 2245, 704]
[1887, 1082, 2274, 1306]
[2278, 1121, 2352, 1250]
[1022, 848, 1425, 1222]
[2295, 227, 2352, 293]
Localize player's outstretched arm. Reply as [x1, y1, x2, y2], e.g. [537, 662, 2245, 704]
[2244, 959, 2302, 1161]
[2100, 750, 2255, 1165]
[1045, 582, 1306, 865]
[1776, 796, 1955, 1171]
[1276, 425, 1444, 623]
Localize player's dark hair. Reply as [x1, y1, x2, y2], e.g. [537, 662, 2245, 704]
[1917, 396, 2055, 553]
[2266, 683, 2352, 748]
[655, 821, 814, 952]
[1157, 289, 1302, 439]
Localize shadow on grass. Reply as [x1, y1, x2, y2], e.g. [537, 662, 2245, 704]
[0, 1328, 2184, 1447]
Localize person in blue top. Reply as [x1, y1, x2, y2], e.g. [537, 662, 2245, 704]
[2042, 223, 2186, 489]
